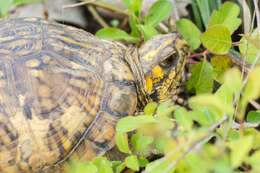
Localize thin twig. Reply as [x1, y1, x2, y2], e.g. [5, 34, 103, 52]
[239, 0, 260, 83]
[209, 115, 229, 131]
[62, 0, 96, 8]
[232, 121, 260, 129]
[241, 0, 260, 88]
[253, 0, 260, 38]
[143, 115, 229, 173]
[227, 51, 251, 74]
[240, 41, 249, 79]
[157, 22, 169, 33]
[192, 134, 214, 152]
[249, 99, 260, 109]
[162, 115, 228, 173]
[242, 51, 260, 88]
[187, 50, 210, 58]
[171, 0, 180, 21]
[142, 145, 184, 173]
[87, 5, 110, 28]
[91, 2, 129, 16]
[146, 2, 260, 172]
[63, 0, 127, 16]
[231, 1, 259, 126]
[251, 9, 256, 34]
[162, 146, 194, 173]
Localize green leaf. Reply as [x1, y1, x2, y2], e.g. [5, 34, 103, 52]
[122, 0, 131, 9]
[154, 136, 167, 153]
[131, 132, 153, 154]
[239, 30, 260, 64]
[228, 135, 254, 168]
[122, 0, 142, 17]
[138, 157, 149, 167]
[186, 152, 209, 173]
[112, 161, 126, 173]
[145, 0, 173, 27]
[209, 2, 241, 34]
[115, 132, 131, 154]
[189, 94, 234, 118]
[214, 158, 233, 173]
[196, 0, 211, 27]
[138, 25, 158, 42]
[190, 104, 217, 123]
[227, 129, 239, 141]
[176, 19, 201, 50]
[215, 84, 233, 106]
[131, 0, 142, 17]
[145, 158, 174, 173]
[189, 110, 212, 126]
[0, 0, 11, 16]
[223, 68, 242, 96]
[246, 150, 260, 170]
[242, 66, 260, 108]
[96, 28, 138, 43]
[157, 100, 171, 115]
[187, 59, 213, 94]
[144, 102, 158, 115]
[247, 111, 260, 123]
[129, 15, 140, 37]
[164, 139, 184, 162]
[13, 0, 42, 5]
[208, 0, 221, 11]
[116, 115, 156, 132]
[93, 157, 113, 173]
[155, 100, 176, 118]
[211, 55, 232, 83]
[115, 164, 126, 173]
[200, 25, 232, 54]
[68, 161, 98, 173]
[191, 0, 203, 30]
[244, 128, 260, 150]
[157, 106, 176, 118]
[125, 155, 139, 171]
[243, 34, 260, 50]
[174, 107, 193, 131]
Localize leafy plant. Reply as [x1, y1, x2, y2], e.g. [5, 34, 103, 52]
[96, 0, 173, 43]
[67, 71, 260, 172]
[177, 1, 246, 95]
[71, 1, 260, 173]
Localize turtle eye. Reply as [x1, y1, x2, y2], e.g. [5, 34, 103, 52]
[160, 55, 175, 67]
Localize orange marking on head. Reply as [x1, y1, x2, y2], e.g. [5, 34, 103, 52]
[145, 76, 153, 94]
[152, 66, 164, 83]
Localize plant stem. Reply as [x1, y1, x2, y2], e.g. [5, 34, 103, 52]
[187, 50, 210, 58]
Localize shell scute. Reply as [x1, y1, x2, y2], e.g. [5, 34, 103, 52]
[0, 17, 130, 172]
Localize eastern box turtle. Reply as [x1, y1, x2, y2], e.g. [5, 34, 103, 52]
[0, 17, 189, 172]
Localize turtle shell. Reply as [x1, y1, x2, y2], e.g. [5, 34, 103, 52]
[0, 18, 137, 172]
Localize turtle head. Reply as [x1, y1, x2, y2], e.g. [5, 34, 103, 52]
[138, 33, 190, 103]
